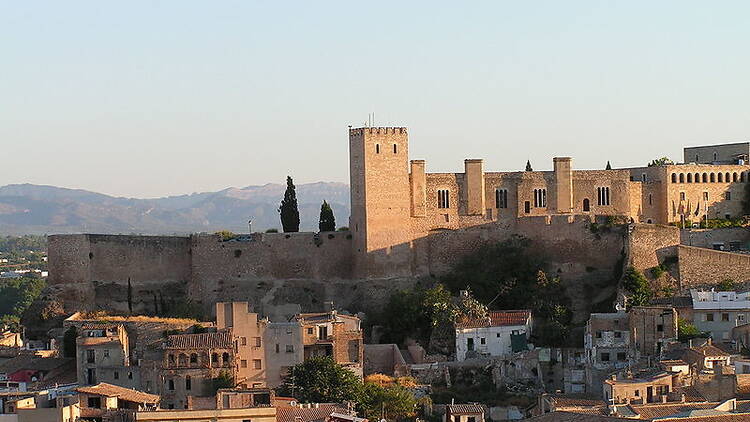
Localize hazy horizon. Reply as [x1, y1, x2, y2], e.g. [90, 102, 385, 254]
[3, 1, 749, 197]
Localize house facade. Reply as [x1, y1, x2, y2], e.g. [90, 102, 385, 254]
[455, 310, 532, 361]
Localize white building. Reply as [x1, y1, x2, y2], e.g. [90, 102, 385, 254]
[455, 310, 532, 361]
[691, 289, 750, 341]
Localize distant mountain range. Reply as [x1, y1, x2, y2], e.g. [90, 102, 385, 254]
[0, 183, 350, 235]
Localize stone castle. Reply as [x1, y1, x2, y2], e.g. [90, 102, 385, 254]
[348, 128, 748, 277]
[45, 130, 750, 318]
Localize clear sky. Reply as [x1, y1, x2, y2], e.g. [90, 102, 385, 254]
[2, 1, 749, 198]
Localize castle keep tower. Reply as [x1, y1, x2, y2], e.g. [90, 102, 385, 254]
[349, 127, 413, 277]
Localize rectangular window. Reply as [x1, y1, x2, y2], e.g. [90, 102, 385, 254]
[722, 313, 730, 322]
[725, 191, 731, 200]
[597, 187, 611, 206]
[87, 397, 101, 409]
[706, 313, 714, 322]
[739, 314, 745, 322]
[113, 371, 119, 380]
[496, 189, 508, 209]
[596, 331, 602, 338]
[680, 192, 686, 201]
[307, 327, 314, 335]
[286, 344, 295, 353]
[87, 350, 95, 364]
[480, 337, 486, 345]
[703, 192, 709, 201]
[657, 324, 664, 332]
[240, 337, 247, 346]
[275, 344, 280, 353]
[617, 352, 626, 361]
[614, 331, 622, 338]
[253, 359, 262, 370]
[437, 189, 450, 208]
[601, 352, 610, 362]
[241, 360, 247, 368]
[103, 349, 109, 358]
[254, 337, 262, 347]
[634, 389, 640, 397]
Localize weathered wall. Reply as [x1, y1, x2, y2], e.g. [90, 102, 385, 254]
[627, 224, 681, 272]
[681, 227, 750, 250]
[678, 246, 750, 287]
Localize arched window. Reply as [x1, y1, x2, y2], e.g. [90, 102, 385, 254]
[718, 173, 724, 183]
[437, 190, 450, 208]
[678, 173, 684, 183]
[168, 354, 175, 366]
[671, 173, 677, 183]
[200, 352, 209, 366]
[733, 172, 739, 182]
[695, 173, 700, 183]
[211, 353, 219, 367]
[185, 376, 191, 391]
[178, 354, 188, 367]
[583, 198, 590, 212]
[533, 189, 547, 207]
[168, 379, 175, 391]
[496, 189, 508, 209]
[190, 353, 197, 364]
[647, 219, 653, 224]
[702, 173, 708, 183]
[726, 172, 731, 182]
[597, 187, 611, 206]
[742, 172, 747, 183]
[710, 173, 716, 182]
[714, 152, 718, 161]
[222, 352, 230, 365]
[687, 173, 692, 183]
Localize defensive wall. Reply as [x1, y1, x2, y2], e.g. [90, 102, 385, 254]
[681, 227, 750, 250]
[677, 245, 750, 287]
[47, 216, 684, 324]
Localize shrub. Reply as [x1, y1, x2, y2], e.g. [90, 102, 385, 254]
[622, 267, 653, 307]
[265, 228, 279, 233]
[718, 279, 736, 291]
[337, 226, 349, 231]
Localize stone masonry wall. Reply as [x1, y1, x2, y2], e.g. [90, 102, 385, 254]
[678, 245, 750, 287]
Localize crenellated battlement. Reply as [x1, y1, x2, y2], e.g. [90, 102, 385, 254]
[349, 127, 407, 136]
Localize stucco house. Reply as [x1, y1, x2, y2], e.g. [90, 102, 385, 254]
[455, 310, 532, 361]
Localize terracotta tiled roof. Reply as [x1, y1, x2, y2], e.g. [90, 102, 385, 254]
[0, 355, 71, 374]
[549, 394, 606, 408]
[455, 310, 531, 329]
[276, 404, 347, 422]
[527, 412, 634, 421]
[166, 331, 232, 349]
[692, 344, 731, 357]
[81, 323, 122, 330]
[673, 385, 708, 402]
[447, 404, 483, 414]
[77, 382, 160, 404]
[658, 414, 750, 421]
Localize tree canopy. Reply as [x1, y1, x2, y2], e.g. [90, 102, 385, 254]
[622, 267, 653, 307]
[278, 357, 364, 404]
[279, 176, 300, 233]
[318, 200, 336, 232]
[647, 157, 675, 167]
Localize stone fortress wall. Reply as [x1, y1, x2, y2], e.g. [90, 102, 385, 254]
[45, 129, 749, 319]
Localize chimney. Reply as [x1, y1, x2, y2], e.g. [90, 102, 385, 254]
[661, 395, 668, 403]
[324, 301, 335, 312]
[681, 393, 686, 403]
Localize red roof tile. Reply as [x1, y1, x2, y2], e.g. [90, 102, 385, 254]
[166, 331, 232, 349]
[276, 405, 347, 422]
[456, 310, 531, 329]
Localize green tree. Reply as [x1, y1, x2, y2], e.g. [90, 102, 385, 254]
[648, 157, 675, 167]
[717, 279, 736, 291]
[361, 382, 417, 421]
[318, 200, 336, 232]
[279, 176, 301, 233]
[677, 318, 702, 341]
[211, 370, 235, 394]
[622, 267, 653, 307]
[525, 160, 533, 171]
[606, 161, 612, 170]
[279, 357, 364, 404]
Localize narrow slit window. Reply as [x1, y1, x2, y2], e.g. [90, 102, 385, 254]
[437, 189, 450, 209]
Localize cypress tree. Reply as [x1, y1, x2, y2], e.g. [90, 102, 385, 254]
[279, 176, 301, 233]
[319, 201, 336, 232]
[525, 160, 533, 171]
[606, 161, 612, 170]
